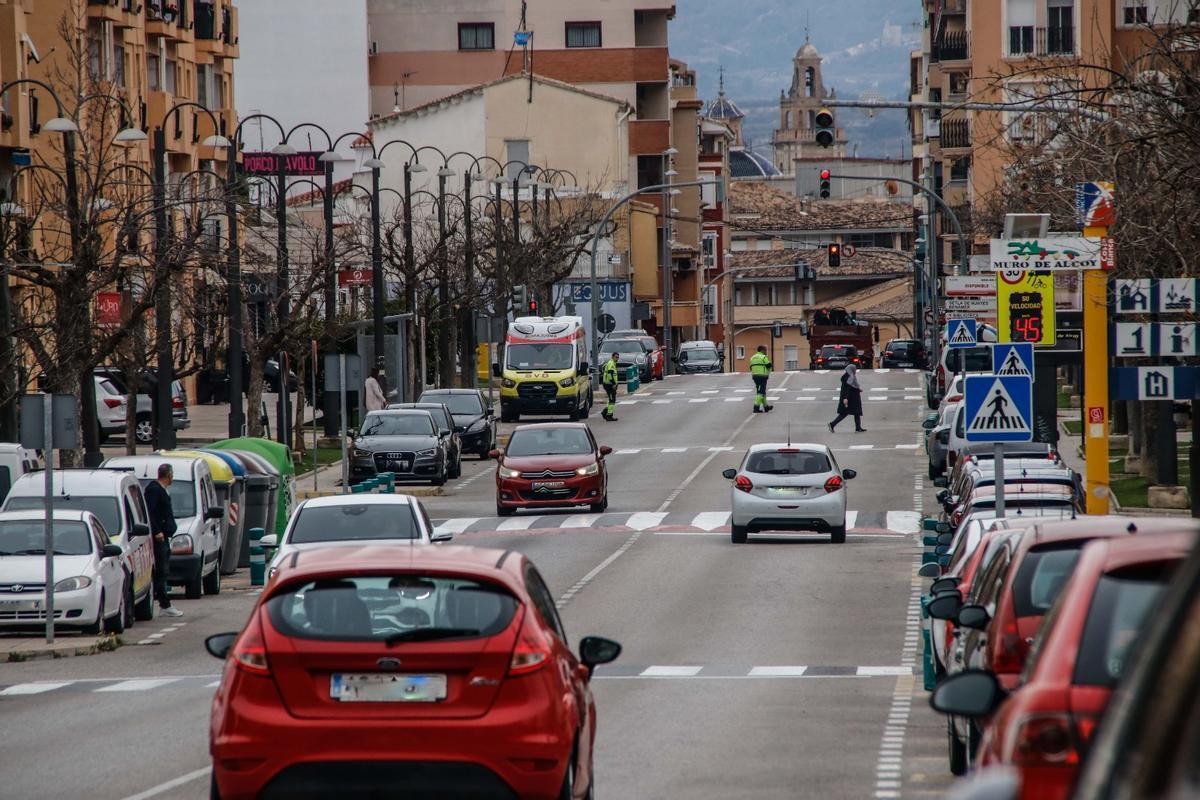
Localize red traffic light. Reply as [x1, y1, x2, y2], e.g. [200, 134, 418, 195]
[820, 169, 831, 180]
[528, 300, 538, 314]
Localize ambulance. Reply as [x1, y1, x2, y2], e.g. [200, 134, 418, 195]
[492, 316, 594, 422]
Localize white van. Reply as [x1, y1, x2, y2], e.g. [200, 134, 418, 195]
[0, 444, 39, 502]
[102, 456, 224, 599]
[1, 469, 156, 621]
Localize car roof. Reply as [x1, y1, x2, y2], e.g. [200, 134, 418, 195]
[1087, 530, 1200, 572]
[679, 340, 716, 348]
[746, 442, 829, 454]
[101, 456, 203, 478]
[368, 408, 433, 416]
[9, 468, 136, 493]
[420, 388, 480, 395]
[394, 402, 448, 409]
[272, 544, 525, 592]
[0, 509, 93, 523]
[968, 484, 1074, 500]
[1021, 516, 1200, 547]
[511, 421, 589, 431]
[296, 494, 417, 509]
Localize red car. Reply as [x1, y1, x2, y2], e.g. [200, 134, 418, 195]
[493, 423, 610, 516]
[608, 330, 665, 380]
[205, 544, 622, 800]
[932, 524, 1198, 800]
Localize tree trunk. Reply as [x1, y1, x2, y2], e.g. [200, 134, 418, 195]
[1141, 402, 1158, 482]
[124, 389, 137, 455]
[246, 358, 266, 438]
[1111, 399, 1128, 436]
[293, 356, 308, 456]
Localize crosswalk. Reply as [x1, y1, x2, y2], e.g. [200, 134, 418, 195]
[433, 510, 923, 537]
[601, 444, 920, 455]
[624, 386, 925, 404]
[0, 675, 221, 697]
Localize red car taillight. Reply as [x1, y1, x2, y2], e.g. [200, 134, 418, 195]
[816, 358, 825, 364]
[172, 397, 184, 410]
[937, 365, 946, 391]
[231, 611, 270, 676]
[508, 610, 551, 676]
[734, 475, 753, 493]
[992, 620, 1029, 674]
[103, 398, 122, 409]
[1010, 713, 1082, 767]
[824, 475, 843, 493]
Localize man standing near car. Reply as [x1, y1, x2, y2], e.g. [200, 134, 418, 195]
[750, 345, 773, 413]
[601, 351, 620, 422]
[144, 463, 182, 617]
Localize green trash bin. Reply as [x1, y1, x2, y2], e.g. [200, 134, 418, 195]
[209, 437, 295, 538]
[626, 365, 640, 394]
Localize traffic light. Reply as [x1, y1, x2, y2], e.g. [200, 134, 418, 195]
[772, 322, 784, 339]
[815, 108, 835, 148]
[511, 284, 527, 311]
[528, 298, 539, 315]
[819, 169, 831, 199]
[827, 242, 842, 268]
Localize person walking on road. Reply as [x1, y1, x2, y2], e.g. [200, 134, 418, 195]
[365, 366, 387, 412]
[144, 463, 182, 617]
[601, 351, 620, 421]
[828, 363, 866, 433]
[750, 345, 774, 413]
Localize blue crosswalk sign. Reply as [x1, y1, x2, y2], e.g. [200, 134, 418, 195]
[993, 343, 1033, 377]
[947, 319, 977, 349]
[964, 374, 1033, 442]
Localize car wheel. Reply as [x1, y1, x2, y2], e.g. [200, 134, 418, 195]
[134, 414, 155, 445]
[589, 493, 608, 513]
[185, 563, 203, 600]
[479, 447, 492, 460]
[133, 582, 155, 621]
[82, 592, 104, 635]
[122, 580, 135, 629]
[948, 720, 968, 776]
[558, 740, 578, 800]
[497, 504, 515, 517]
[105, 584, 127, 634]
[203, 559, 221, 595]
[830, 524, 847, 544]
[432, 467, 447, 487]
[580, 399, 590, 419]
[731, 524, 748, 544]
[450, 457, 462, 479]
[568, 406, 581, 421]
[210, 770, 222, 800]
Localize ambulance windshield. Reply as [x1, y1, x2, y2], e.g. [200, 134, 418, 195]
[506, 343, 574, 371]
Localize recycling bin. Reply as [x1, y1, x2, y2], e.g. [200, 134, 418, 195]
[201, 449, 250, 575]
[221, 450, 277, 569]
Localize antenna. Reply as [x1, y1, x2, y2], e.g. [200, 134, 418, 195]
[787, 422, 792, 446]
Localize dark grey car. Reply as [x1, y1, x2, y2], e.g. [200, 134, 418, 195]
[419, 389, 497, 459]
[349, 410, 448, 486]
[388, 402, 461, 478]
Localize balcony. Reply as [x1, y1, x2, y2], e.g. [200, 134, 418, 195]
[942, 0, 966, 13]
[87, 0, 123, 23]
[941, 118, 971, 151]
[1008, 26, 1075, 58]
[936, 30, 970, 62]
[194, 0, 217, 39]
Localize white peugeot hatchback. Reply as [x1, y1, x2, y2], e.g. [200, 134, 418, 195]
[723, 443, 856, 544]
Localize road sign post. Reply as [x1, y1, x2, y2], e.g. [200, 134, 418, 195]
[324, 353, 362, 494]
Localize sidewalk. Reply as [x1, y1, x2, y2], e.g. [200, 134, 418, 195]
[0, 633, 121, 662]
[179, 392, 303, 445]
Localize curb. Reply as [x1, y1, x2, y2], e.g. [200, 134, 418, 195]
[4, 633, 122, 663]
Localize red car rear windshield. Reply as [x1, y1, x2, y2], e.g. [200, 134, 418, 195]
[266, 576, 518, 643]
[1011, 544, 1084, 617]
[1072, 567, 1174, 687]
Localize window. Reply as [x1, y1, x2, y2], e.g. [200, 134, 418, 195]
[746, 450, 831, 475]
[112, 43, 126, 87]
[1073, 569, 1172, 687]
[165, 59, 177, 95]
[524, 565, 567, 641]
[1047, 0, 1074, 53]
[87, 36, 102, 80]
[1122, 3, 1149, 24]
[197, 64, 210, 108]
[505, 139, 530, 178]
[288, 504, 420, 544]
[1007, 0, 1035, 55]
[735, 346, 745, 360]
[1012, 545, 1083, 616]
[147, 53, 161, 91]
[565, 21, 602, 48]
[805, 67, 815, 97]
[458, 22, 495, 50]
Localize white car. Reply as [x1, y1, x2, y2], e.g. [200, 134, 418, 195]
[95, 375, 128, 444]
[0, 510, 129, 634]
[263, 494, 451, 577]
[722, 443, 856, 544]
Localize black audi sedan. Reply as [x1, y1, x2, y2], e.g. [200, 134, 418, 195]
[349, 410, 448, 486]
[419, 388, 497, 459]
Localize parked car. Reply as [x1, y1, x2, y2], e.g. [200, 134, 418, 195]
[263, 494, 451, 578]
[94, 375, 127, 444]
[812, 344, 861, 370]
[419, 389, 497, 459]
[929, 340, 995, 408]
[204, 544, 622, 799]
[94, 368, 191, 444]
[608, 330, 665, 380]
[0, 443, 38, 502]
[932, 525, 1200, 800]
[388, 402, 462, 479]
[350, 410, 448, 486]
[493, 423, 610, 516]
[102, 455, 224, 599]
[1, 468, 156, 621]
[722, 443, 856, 544]
[881, 338, 927, 369]
[923, 402, 959, 479]
[675, 340, 723, 374]
[0, 510, 131, 634]
[598, 337, 653, 383]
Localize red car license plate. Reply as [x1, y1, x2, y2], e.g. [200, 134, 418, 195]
[532, 481, 565, 489]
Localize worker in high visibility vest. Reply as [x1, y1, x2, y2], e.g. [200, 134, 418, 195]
[749, 345, 773, 413]
[601, 352, 620, 421]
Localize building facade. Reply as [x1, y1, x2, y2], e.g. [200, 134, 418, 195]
[771, 39, 847, 175]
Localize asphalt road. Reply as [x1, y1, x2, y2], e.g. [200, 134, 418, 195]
[0, 369, 955, 800]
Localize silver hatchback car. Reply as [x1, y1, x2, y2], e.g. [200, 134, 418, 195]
[722, 443, 856, 544]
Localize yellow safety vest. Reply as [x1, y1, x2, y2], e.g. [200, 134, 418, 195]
[750, 352, 771, 377]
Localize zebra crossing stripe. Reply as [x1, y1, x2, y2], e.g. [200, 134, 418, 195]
[626, 512, 669, 530]
[96, 678, 179, 692]
[435, 517, 479, 535]
[496, 516, 537, 531]
[560, 514, 603, 529]
[691, 511, 731, 530]
[0, 682, 72, 696]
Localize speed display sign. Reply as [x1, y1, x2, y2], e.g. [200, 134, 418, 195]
[997, 270, 1056, 346]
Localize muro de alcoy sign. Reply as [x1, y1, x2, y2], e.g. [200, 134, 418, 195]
[989, 236, 1109, 272]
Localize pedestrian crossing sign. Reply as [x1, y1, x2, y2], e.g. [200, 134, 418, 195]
[964, 374, 1033, 442]
[992, 343, 1034, 377]
[947, 318, 978, 349]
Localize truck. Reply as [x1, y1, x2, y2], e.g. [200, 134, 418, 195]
[492, 316, 594, 422]
[804, 307, 879, 369]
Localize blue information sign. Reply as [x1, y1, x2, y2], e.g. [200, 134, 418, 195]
[964, 374, 1034, 442]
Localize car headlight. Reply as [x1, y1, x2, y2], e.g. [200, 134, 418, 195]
[498, 465, 520, 479]
[170, 534, 193, 555]
[502, 378, 517, 388]
[576, 462, 599, 476]
[467, 418, 487, 432]
[635, 355, 646, 364]
[353, 448, 372, 458]
[559, 376, 575, 388]
[54, 576, 92, 592]
[417, 448, 437, 457]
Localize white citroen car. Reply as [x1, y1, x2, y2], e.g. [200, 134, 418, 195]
[723, 443, 855, 544]
[263, 494, 452, 577]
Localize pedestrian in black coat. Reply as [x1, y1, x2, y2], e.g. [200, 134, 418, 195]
[828, 364, 866, 432]
[144, 463, 183, 617]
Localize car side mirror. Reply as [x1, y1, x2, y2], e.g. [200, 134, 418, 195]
[937, 532, 954, 546]
[259, 534, 278, 548]
[205, 507, 224, 521]
[485, 408, 495, 417]
[842, 469, 857, 480]
[929, 669, 1006, 718]
[922, 417, 938, 430]
[931, 577, 961, 594]
[933, 477, 949, 488]
[101, 543, 123, 558]
[441, 429, 451, 438]
[579, 635, 622, 673]
[927, 592, 963, 621]
[491, 363, 501, 378]
[935, 521, 952, 533]
[578, 362, 589, 376]
[936, 489, 949, 504]
[489, 448, 502, 459]
[205, 632, 238, 660]
[431, 530, 453, 543]
[599, 446, 612, 457]
[935, 544, 950, 556]
[131, 523, 151, 538]
[722, 468, 737, 480]
[957, 604, 991, 631]
[917, 562, 942, 578]
[938, 554, 952, 567]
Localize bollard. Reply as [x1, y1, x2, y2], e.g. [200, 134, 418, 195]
[248, 527, 266, 586]
[351, 483, 366, 494]
[625, 365, 640, 395]
[381, 473, 395, 493]
[922, 517, 939, 531]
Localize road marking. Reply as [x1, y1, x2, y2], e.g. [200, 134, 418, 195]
[905, 395, 922, 400]
[887, 511, 922, 533]
[496, 516, 537, 531]
[434, 517, 479, 535]
[662, 447, 687, 453]
[450, 467, 494, 492]
[625, 512, 668, 530]
[560, 514, 602, 529]
[724, 398, 742, 402]
[857, 666, 913, 676]
[849, 444, 875, 450]
[803, 388, 820, 392]
[688, 398, 709, 403]
[845, 510, 858, 529]
[691, 511, 731, 530]
[652, 399, 671, 405]
[868, 396, 888, 401]
[701, 390, 719, 394]
[656, 413, 757, 513]
[615, 448, 642, 455]
[896, 444, 919, 449]
[205, 680, 221, 688]
[734, 389, 751, 393]
[748, 666, 808, 676]
[120, 767, 212, 800]
[667, 391, 685, 396]
[0, 682, 72, 696]
[96, 678, 179, 692]
[641, 665, 703, 677]
[555, 529, 642, 610]
[707, 446, 734, 452]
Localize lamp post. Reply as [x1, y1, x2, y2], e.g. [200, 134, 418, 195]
[661, 147, 678, 375]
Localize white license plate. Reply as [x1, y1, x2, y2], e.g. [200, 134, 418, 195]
[330, 673, 447, 703]
[532, 481, 565, 489]
[0, 599, 39, 609]
[767, 487, 808, 497]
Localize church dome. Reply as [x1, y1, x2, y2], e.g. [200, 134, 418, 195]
[707, 93, 745, 120]
[797, 41, 820, 59]
[729, 148, 782, 179]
